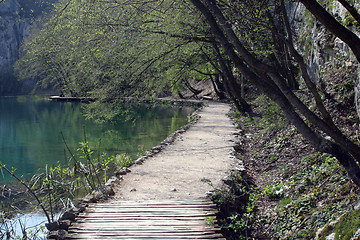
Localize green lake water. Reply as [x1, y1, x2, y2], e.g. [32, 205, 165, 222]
[0, 96, 194, 182]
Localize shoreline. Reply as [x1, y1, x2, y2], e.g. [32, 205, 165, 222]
[46, 100, 208, 238]
[49, 101, 240, 239]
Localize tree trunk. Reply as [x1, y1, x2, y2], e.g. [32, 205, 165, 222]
[213, 43, 251, 112]
[185, 79, 202, 95]
[299, 0, 360, 62]
[189, 0, 360, 187]
[209, 74, 226, 100]
[337, 0, 360, 25]
[203, 0, 360, 165]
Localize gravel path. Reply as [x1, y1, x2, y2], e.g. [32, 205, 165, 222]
[113, 102, 239, 201]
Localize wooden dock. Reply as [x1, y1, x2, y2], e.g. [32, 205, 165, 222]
[49, 96, 94, 102]
[66, 199, 225, 239]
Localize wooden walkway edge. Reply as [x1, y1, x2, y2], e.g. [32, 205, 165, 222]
[66, 199, 225, 239]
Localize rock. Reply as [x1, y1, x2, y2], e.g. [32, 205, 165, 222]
[222, 176, 232, 185]
[47, 229, 67, 240]
[151, 149, 160, 154]
[93, 185, 115, 200]
[59, 210, 76, 222]
[135, 159, 144, 165]
[325, 233, 335, 240]
[202, 96, 213, 100]
[233, 144, 244, 152]
[205, 191, 214, 197]
[46, 221, 61, 231]
[130, 188, 137, 192]
[170, 188, 177, 192]
[106, 176, 120, 187]
[116, 167, 131, 176]
[201, 178, 211, 183]
[58, 220, 72, 230]
[151, 146, 162, 151]
[0, 0, 32, 94]
[134, 157, 145, 165]
[81, 195, 97, 203]
[75, 203, 88, 212]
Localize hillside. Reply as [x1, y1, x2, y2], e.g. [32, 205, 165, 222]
[0, 0, 56, 95]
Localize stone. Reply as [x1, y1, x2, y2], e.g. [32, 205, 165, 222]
[91, 185, 115, 200]
[170, 188, 177, 192]
[58, 220, 72, 230]
[46, 221, 60, 231]
[106, 176, 120, 187]
[135, 159, 144, 165]
[222, 176, 232, 185]
[205, 191, 213, 197]
[75, 203, 88, 212]
[47, 229, 67, 240]
[59, 210, 76, 222]
[116, 167, 131, 176]
[81, 195, 97, 203]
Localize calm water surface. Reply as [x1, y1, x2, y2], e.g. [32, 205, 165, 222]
[0, 96, 194, 182]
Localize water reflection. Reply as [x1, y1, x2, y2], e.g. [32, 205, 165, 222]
[0, 97, 194, 181]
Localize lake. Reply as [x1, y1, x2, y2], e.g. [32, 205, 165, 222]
[0, 96, 195, 182]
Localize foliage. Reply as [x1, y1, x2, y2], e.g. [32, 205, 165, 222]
[229, 86, 360, 238]
[0, 137, 133, 238]
[242, 95, 287, 134]
[15, 0, 217, 100]
[210, 173, 260, 239]
[252, 136, 359, 239]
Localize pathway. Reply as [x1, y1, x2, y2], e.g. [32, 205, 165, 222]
[67, 102, 238, 239]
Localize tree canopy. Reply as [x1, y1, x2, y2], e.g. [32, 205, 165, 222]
[15, 0, 360, 188]
[16, 0, 218, 100]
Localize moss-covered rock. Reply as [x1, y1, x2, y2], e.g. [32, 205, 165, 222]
[315, 208, 360, 240]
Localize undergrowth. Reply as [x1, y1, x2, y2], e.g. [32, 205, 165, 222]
[211, 172, 259, 240]
[0, 139, 133, 239]
[228, 93, 360, 239]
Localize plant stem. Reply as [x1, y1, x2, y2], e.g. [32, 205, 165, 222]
[0, 164, 51, 223]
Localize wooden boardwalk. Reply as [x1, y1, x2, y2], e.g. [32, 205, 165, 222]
[66, 199, 225, 239]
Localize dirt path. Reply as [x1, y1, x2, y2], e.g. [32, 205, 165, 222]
[66, 102, 237, 239]
[113, 102, 238, 201]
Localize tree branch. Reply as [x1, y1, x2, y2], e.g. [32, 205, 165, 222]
[299, 0, 360, 62]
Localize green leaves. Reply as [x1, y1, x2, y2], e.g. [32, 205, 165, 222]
[15, 0, 215, 100]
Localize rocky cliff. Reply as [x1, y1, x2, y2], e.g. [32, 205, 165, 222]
[289, 2, 360, 120]
[0, 0, 30, 95]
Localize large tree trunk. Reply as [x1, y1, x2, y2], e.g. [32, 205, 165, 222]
[189, 0, 360, 187]
[202, 0, 360, 165]
[212, 44, 251, 112]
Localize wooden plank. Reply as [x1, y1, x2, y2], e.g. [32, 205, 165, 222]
[79, 207, 217, 213]
[92, 202, 217, 206]
[76, 213, 216, 218]
[67, 231, 225, 237]
[70, 224, 218, 229]
[76, 216, 214, 222]
[66, 199, 225, 239]
[67, 235, 225, 239]
[68, 230, 223, 234]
